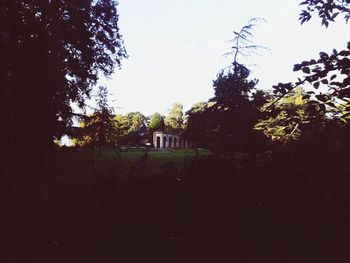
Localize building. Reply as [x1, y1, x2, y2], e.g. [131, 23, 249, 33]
[152, 131, 192, 149]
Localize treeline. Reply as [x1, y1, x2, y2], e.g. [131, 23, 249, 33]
[68, 89, 188, 151]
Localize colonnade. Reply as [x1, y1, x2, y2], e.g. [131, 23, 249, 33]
[153, 132, 192, 149]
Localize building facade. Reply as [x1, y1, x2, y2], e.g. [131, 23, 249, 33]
[152, 131, 192, 149]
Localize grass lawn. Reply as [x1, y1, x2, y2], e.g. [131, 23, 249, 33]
[103, 147, 211, 159]
[48, 147, 212, 177]
[77, 147, 211, 167]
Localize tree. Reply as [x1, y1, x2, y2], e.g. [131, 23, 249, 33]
[0, 1, 127, 168]
[204, 18, 268, 155]
[185, 101, 216, 149]
[223, 17, 267, 73]
[255, 87, 326, 143]
[114, 112, 147, 146]
[74, 86, 116, 156]
[272, 1, 350, 120]
[164, 103, 185, 131]
[209, 66, 264, 154]
[148, 112, 165, 143]
[184, 19, 268, 155]
[148, 112, 165, 131]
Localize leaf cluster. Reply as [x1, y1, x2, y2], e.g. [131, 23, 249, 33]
[299, 0, 350, 26]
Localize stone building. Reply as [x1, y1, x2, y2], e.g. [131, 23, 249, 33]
[152, 131, 192, 149]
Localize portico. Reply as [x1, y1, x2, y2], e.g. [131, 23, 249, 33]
[153, 131, 192, 149]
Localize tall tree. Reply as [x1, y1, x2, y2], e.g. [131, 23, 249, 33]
[207, 19, 267, 155]
[0, 1, 127, 168]
[210, 66, 263, 154]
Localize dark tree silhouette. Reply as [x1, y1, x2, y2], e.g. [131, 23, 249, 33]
[185, 102, 213, 149]
[185, 19, 268, 155]
[209, 66, 265, 154]
[0, 1, 127, 170]
[205, 19, 267, 155]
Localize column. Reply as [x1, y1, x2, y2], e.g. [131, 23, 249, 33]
[165, 136, 169, 148]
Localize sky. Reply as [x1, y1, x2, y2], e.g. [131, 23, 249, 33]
[97, 0, 350, 116]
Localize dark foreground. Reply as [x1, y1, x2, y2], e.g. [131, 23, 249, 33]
[1, 147, 350, 263]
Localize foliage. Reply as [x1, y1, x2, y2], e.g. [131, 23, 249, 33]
[185, 67, 268, 154]
[148, 112, 165, 131]
[148, 112, 165, 143]
[114, 112, 147, 146]
[74, 87, 116, 155]
[273, 1, 350, 119]
[299, 0, 350, 26]
[185, 101, 216, 148]
[0, 1, 126, 166]
[164, 103, 185, 131]
[331, 100, 350, 123]
[255, 87, 326, 142]
[210, 66, 267, 154]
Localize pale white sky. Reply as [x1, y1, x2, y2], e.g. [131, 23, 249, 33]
[98, 0, 349, 116]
